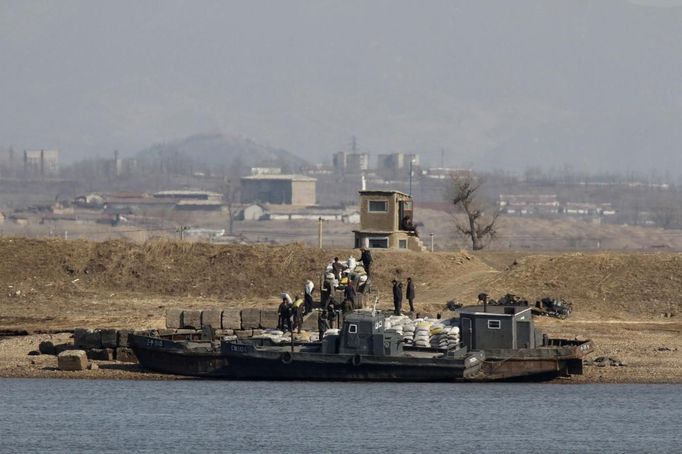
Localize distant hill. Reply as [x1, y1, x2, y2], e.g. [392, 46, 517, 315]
[136, 133, 309, 174]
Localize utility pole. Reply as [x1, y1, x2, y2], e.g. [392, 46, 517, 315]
[178, 225, 190, 241]
[318, 217, 323, 249]
[429, 233, 435, 252]
[409, 159, 415, 196]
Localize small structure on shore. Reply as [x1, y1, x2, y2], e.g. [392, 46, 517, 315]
[353, 190, 427, 251]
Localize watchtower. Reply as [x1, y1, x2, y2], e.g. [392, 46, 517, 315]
[353, 190, 426, 251]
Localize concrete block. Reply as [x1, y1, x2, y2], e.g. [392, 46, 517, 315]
[252, 329, 265, 336]
[166, 308, 183, 329]
[158, 329, 177, 336]
[221, 309, 241, 330]
[240, 308, 260, 329]
[182, 310, 202, 329]
[100, 329, 118, 348]
[215, 329, 234, 337]
[74, 329, 102, 349]
[235, 329, 253, 339]
[86, 348, 115, 361]
[54, 343, 75, 355]
[38, 341, 56, 355]
[58, 350, 88, 371]
[201, 309, 222, 328]
[117, 330, 131, 347]
[260, 310, 279, 329]
[115, 347, 137, 363]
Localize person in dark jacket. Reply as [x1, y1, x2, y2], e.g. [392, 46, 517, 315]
[392, 279, 403, 315]
[406, 277, 416, 313]
[321, 279, 333, 308]
[278, 297, 292, 332]
[327, 300, 337, 329]
[360, 248, 373, 277]
[277, 299, 288, 330]
[344, 281, 357, 309]
[317, 309, 329, 341]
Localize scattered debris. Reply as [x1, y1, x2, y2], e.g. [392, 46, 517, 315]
[585, 356, 625, 367]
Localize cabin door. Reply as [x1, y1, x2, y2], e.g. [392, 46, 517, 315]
[462, 318, 473, 349]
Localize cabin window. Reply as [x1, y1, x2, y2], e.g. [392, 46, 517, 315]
[368, 200, 388, 213]
[488, 320, 501, 329]
[348, 324, 358, 334]
[368, 238, 388, 248]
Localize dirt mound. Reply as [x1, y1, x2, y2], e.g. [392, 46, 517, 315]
[0, 238, 486, 303]
[476, 252, 682, 318]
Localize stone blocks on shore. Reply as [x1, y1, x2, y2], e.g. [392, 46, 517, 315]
[74, 328, 102, 349]
[181, 310, 202, 329]
[165, 308, 183, 329]
[38, 341, 56, 355]
[100, 329, 118, 348]
[240, 308, 261, 329]
[86, 348, 115, 361]
[115, 347, 137, 363]
[221, 310, 241, 330]
[58, 350, 88, 371]
[201, 309, 222, 329]
[260, 310, 279, 329]
[117, 330, 131, 348]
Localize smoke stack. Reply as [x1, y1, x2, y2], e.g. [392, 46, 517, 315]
[361, 174, 366, 190]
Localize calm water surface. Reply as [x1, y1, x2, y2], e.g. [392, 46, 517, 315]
[0, 379, 680, 453]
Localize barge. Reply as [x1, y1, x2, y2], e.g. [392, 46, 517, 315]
[130, 304, 593, 382]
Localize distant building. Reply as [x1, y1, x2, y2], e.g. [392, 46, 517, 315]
[376, 153, 419, 180]
[423, 168, 472, 180]
[498, 194, 560, 215]
[250, 167, 282, 176]
[153, 190, 222, 201]
[24, 149, 59, 177]
[240, 174, 317, 206]
[333, 152, 369, 175]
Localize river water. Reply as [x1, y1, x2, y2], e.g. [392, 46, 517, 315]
[0, 379, 680, 453]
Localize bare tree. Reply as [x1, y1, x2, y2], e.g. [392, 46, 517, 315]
[450, 175, 500, 250]
[223, 178, 241, 236]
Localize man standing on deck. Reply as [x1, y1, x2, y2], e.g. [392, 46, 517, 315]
[392, 279, 403, 315]
[344, 280, 357, 309]
[361, 248, 373, 278]
[317, 309, 329, 341]
[321, 278, 333, 309]
[304, 280, 314, 314]
[406, 277, 416, 313]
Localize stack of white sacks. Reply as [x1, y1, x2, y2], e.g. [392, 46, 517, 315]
[385, 315, 461, 350]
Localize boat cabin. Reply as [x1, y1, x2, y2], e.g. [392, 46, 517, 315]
[321, 311, 403, 356]
[459, 305, 542, 350]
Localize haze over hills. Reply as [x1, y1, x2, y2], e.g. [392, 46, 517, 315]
[136, 133, 309, 174]
[2, 1, 682, 175]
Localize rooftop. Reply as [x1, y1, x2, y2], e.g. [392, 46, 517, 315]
[359, 190, 410, 197]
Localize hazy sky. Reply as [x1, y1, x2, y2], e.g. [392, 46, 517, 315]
[1, 0, 681, 174]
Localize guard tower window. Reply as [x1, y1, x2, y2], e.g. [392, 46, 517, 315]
[487, 320, 501, 329]
[348, 324, 358, 333]
[368, 200, 388, 212]
[368, 238, 388, 248]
